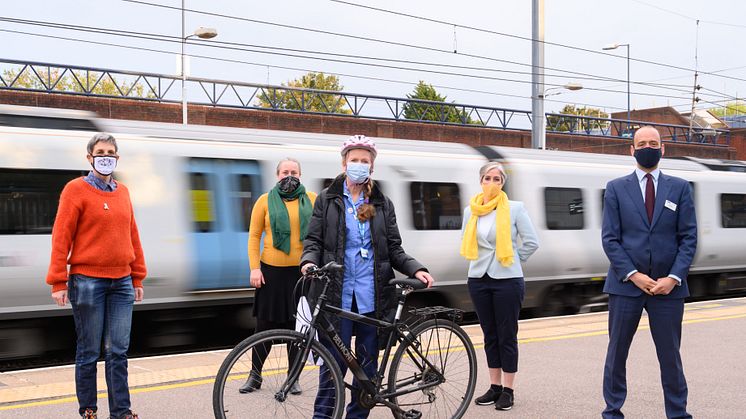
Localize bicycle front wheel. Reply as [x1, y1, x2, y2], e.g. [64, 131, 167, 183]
[213, 330, 345, 419]
[387, 319, 477, 419]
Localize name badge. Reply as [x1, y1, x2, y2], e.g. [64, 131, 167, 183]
[360, 248, 369, 259]
[664, 200, 677, 211]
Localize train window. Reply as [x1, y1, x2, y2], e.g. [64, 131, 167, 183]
[235, 174, 257, 231]
[189, 172, 216, 232]
[409, 182, 462, 230]
[721, 194, 746, 228]
[0, 168, 85, 234]
[0, 114, 99, 131]
[545, 187, 584, 230]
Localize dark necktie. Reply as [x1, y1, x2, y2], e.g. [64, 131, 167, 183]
[645, 173, 655, 223]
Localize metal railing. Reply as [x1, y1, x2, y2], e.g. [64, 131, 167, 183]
[545, 112, 730, 145]
[0, 58, 730, 146]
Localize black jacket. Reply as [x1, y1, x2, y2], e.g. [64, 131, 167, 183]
[301, 175, 426, 346]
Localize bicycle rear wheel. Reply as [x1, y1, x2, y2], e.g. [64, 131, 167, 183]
[387, 319, 477, 419]
[213, 330, 344, 419]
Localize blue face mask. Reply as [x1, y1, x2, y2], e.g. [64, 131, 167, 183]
[346, 162, 370, 184]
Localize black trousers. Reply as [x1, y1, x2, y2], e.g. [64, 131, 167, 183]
[468, 275, 525, 373]
[251, 317, 297, 373]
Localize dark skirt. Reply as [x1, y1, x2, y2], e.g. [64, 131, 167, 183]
[252, 262, 302, 323]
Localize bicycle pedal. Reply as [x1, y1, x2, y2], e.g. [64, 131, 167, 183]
[403, 409, 422, 419]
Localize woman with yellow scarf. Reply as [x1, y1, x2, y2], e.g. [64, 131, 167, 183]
[461, 162, 539, 412]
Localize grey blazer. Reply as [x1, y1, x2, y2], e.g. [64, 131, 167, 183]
[462, 200, 539, 279]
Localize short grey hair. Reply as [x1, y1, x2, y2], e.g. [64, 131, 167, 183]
[276, 157, 302, 175]
[479, 162, 507, 182]
[87, 133, 118, 154]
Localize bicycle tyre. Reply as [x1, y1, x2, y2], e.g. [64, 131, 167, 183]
[213, 329, 345, 419]
[387, 319, 477, 419]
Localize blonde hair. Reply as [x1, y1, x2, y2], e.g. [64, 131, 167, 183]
[479, 162, 506, 182]
[276, 157, 302, 175]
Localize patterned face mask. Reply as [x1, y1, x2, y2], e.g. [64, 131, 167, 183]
[92, 156, 117, 176]
[278, 175, 300, 194]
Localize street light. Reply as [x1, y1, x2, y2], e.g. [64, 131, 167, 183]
[537, 82, 583, 149]
[603, 43, 630, 134]
[543, 82, 583, 98]
[182, 1, 218, 125]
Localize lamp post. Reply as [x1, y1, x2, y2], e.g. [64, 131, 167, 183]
[181, 1, 217, 125]
[543, 82, 583, 98]
[538, 82, 583, 149]
[603, 43, 630, 134]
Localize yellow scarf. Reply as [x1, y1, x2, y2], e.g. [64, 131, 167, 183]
[460, 190, 514, 267]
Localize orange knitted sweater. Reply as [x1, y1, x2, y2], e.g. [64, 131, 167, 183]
[46, 178, 147, 292]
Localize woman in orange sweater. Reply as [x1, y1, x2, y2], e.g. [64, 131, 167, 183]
[240, 158, 317, 394]
[46, 133, 146, 419]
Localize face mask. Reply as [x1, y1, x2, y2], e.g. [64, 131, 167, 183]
[278, 176, 300, 194]
[92, 156, 117, 176]
[346, 162, 370, 184]
[633, 147, 662, 169]
[482, 183, 502, 200]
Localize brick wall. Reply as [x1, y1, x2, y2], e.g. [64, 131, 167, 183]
[1, 90, 737, 160]
[611, 106, 690, 126]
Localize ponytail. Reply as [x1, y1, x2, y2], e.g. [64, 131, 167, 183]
[357, 180, 376, 221]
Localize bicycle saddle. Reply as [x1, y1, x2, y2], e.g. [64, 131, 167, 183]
[389, 277, 427, 290]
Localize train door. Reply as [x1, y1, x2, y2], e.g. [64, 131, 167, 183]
[188, 158, 261, 290]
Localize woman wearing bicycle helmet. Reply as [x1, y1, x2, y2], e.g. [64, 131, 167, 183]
[301, 135, 434, 418]
[461, 162, 538, 411]
[239, 158, 317, 395]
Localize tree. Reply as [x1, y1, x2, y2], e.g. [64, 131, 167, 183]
[546, 104, 609, 132]
[402, 81, 476, 124]
[1, 67, 155, 98]
[256, 72, 351, 114]
[709, 101, 746, 117]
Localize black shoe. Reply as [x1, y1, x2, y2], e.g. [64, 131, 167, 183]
[238, 371, 262, 393]
[495, 391, 514, 411]
[289, 380, 302, 395]
[475, 386, 502, 405]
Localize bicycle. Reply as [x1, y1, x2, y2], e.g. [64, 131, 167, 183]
[212, 261, 477, 419]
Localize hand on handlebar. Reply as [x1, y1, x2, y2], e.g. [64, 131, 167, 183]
[301, 263, 318, 276]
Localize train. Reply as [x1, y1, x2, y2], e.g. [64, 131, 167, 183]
[1, 104, 746, 365]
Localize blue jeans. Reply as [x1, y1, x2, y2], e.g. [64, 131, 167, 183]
[68, 274, 135, 418]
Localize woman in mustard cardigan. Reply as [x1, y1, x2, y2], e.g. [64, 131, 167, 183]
[240, 158, 317, 394]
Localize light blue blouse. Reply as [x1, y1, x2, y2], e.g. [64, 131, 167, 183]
[462, 200, 539, 279]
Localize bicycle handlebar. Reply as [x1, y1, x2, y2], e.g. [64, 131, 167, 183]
[304, 261, 344, 278]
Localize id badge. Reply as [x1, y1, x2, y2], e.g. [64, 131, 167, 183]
[360, 248, 369, 259]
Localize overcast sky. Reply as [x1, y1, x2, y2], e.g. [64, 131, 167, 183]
[2, 0, 745, 118]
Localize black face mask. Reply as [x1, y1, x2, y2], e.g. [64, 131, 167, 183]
[634, 147, 662, 169]
[278, 176, 300, 194]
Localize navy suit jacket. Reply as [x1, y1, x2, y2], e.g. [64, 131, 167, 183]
[601, 171, 697, 298]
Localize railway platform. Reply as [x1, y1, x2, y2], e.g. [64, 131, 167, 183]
[2, 298, 745, 418]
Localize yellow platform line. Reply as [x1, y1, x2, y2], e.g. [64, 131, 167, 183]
[2, 311, 746, 411]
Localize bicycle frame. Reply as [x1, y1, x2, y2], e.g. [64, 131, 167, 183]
[279, 270, 445, 415]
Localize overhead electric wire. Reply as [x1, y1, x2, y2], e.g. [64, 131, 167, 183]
[630, 0, 746, 29]
[325, 0, 746, 84]
[0, 27, 629, 111]
[0, 16, 712, 102]
[122, 0, 746, 90]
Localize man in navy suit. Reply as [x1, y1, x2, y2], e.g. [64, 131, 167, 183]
[601, 126, 697, 419]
